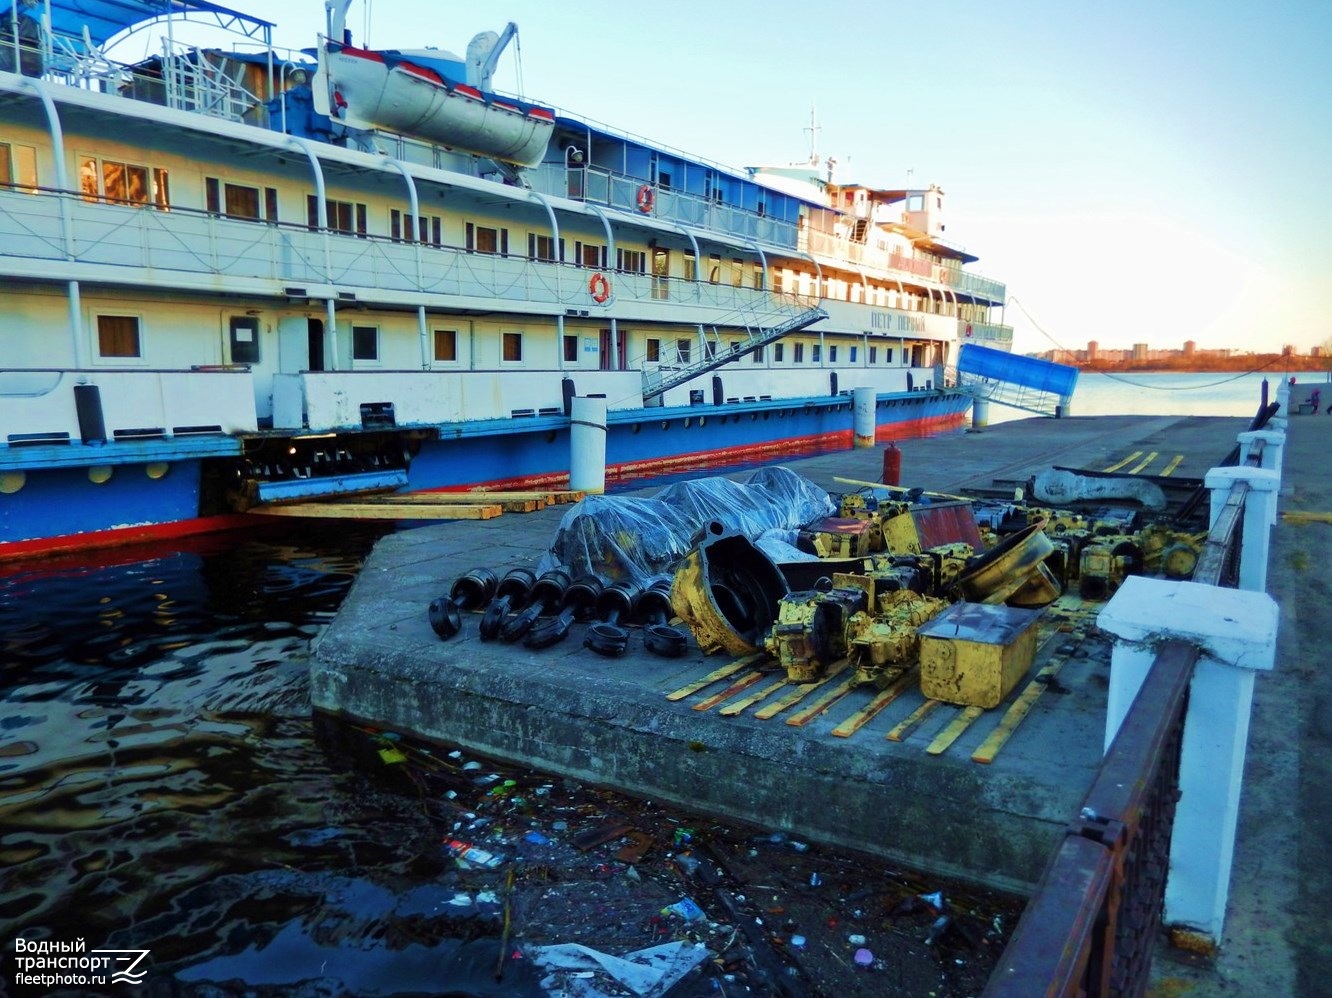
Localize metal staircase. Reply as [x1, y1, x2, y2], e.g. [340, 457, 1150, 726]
[641, 298, 828, 402]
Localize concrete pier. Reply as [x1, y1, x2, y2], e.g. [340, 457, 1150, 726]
[312, 413, 1265, 896]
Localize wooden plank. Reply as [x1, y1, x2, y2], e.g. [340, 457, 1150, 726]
[971, 637, 1081, 765]
[1160, 454, 1185, 477]
[693, 670, 765, 712]
[371, 494, 543, 512]
[1101, 451, 1142, 473]
[832, 476, 970, 503]
[383, 490, 586, 503]
[665, 653, 766, 701]
[753, 660, 850, 720]
[719, 677, 790, 717]
[1128, 451, 1159, 475]
[926, 705, 985, 755]
[831, 671, 915, 738]
[885, 699, 941, 742]
[250, 502, 503, 520]
[785, 677, 856, 728]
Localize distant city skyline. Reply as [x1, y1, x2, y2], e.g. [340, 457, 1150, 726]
[153, 1, 1330, 356]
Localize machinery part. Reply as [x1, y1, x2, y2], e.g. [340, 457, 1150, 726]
[479, 567, 536, 641]
[523, 572, 603, 650]
[562, 573, 605, 620]
[954, 522, 1063, 608]
[427, 567, 497, 639]
[764, 586, 868, 682]
[845, 589, 949, 687]
[1032, 468, 1166, 511]
[584, 621, 630, 656]
[500, 567, 570, 642]
[917, 602, 1043, 708]
[1078, 539, 1143, 601]
[644, 623, 689, 657]
[670, 523, 788, 656]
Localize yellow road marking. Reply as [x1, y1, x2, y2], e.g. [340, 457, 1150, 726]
[1128, 451, 1159, 475]
[665, 653, 765, 701]
[754, 660, 850, 720]
[926, 706, 985, 755]
[1281, 511, 1332, 524]
[786, 677, 857, 727]
[886, 699, 941, 742]
[831, 672, 915, 738]
[1102, 451, 1142, 473]
[1160, 454, 1185, 476]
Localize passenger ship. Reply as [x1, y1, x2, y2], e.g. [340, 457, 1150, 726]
[0, 0, 1012, 558]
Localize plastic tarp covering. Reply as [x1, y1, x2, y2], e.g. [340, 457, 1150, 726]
[537, 466, 834, 584]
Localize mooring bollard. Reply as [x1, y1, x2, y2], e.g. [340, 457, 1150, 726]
[569, 395, 608, 494]
[852, 387, 876, 449]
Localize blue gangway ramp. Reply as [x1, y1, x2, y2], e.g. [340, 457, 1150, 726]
[955, 344, 1079, 417]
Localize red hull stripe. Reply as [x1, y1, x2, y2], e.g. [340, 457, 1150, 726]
[0, 514, 256, 563]
[339, 45, 386, 63]
[398, 62, 445, 86]
[528, 108, 554, 120]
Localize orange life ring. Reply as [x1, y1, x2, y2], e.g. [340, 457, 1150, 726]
[636, 184, 655, 213]
[588, 272, 611, 303]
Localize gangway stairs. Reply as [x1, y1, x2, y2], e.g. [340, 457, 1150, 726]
[641, 297, 827, 403]
[950, 343, 1079, 418]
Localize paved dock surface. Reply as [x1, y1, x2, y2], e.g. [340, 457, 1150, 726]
[311, 411, 1327, 991]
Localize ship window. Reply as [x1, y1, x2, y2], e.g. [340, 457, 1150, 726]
[774, 343, 784, 363]
[574, 242, 605, 268]
[812, 344, 822, 363]
[80, 156, 169, 207]
[708, 254, 721, 284]
[657, 171, 672, 190]
[310, 196, 367, 236]
[885, 347, 894, 364]
[433, 329, 458, 363]
[829, 345, 838, 363]
[502, 332, 523, 362]
[352, 325, 379, 362]
[207, 177, 274, 221]
[0, 142, 37, 192]
[849, 346, 858, 363]
[645, 338, 660, 363]
[617, 249, 645, 274]
[683, 252, 696, 282]
[563, 334, 578, 363]
[265, 187, 278, 222]
[466, 223, 508, 255]
[731, 259, 743, 288]
[97, 315, 141, 358]
[869, 346, 878, 364]
[772, 270, 784, 293]
[529, 233, 564, 262]
[676, 339, 691, 364]
[393, 209, 443, 246]
[752, 265, 764, 290]
[229, 316, 260, 364]
[794, 343, 805, 363]
[751, 345, 765, 363]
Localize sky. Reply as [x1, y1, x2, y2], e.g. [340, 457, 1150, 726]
[160, 0, 1332, 356]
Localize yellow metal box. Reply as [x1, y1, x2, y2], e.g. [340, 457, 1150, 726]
[916, 602, 1043, 708]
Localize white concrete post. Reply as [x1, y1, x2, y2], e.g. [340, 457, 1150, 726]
[1205, 466, 1280, 589]
[972, 397, 990, 431]
[1098, 576, 1278, 944]
[1237, 429, 1285, 485]
[852, 387, 877, 448]
[569, 396, 608, 494]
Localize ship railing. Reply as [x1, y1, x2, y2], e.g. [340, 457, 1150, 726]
[959, 321, 1014, 350]
[526, 163, 800, 251]
[0, 184, 809, 321]
[799, 228, 1007, 304]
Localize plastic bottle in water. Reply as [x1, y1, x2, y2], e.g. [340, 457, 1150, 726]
[443, 838, 504, 869]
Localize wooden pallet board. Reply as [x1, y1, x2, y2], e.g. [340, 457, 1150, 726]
[719, 677, 789, 717]
[971, 632, 1084, 764]
[885, 699, 940, 742]
[753, 660, 851, 720]
[665, 653, 767, 702]
[251, 501, 503, 520]
[693, 671, 765, 712]
[785, 676, 856, 728]
[831, 671, 915, 738]
[926, 705, 985, 755]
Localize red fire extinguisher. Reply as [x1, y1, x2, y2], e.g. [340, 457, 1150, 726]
[882, 441, 901, 486]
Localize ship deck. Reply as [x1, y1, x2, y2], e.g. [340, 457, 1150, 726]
[310, 412, 1263, 894]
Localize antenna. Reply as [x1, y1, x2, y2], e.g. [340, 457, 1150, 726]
[803, 104, 821, 166]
